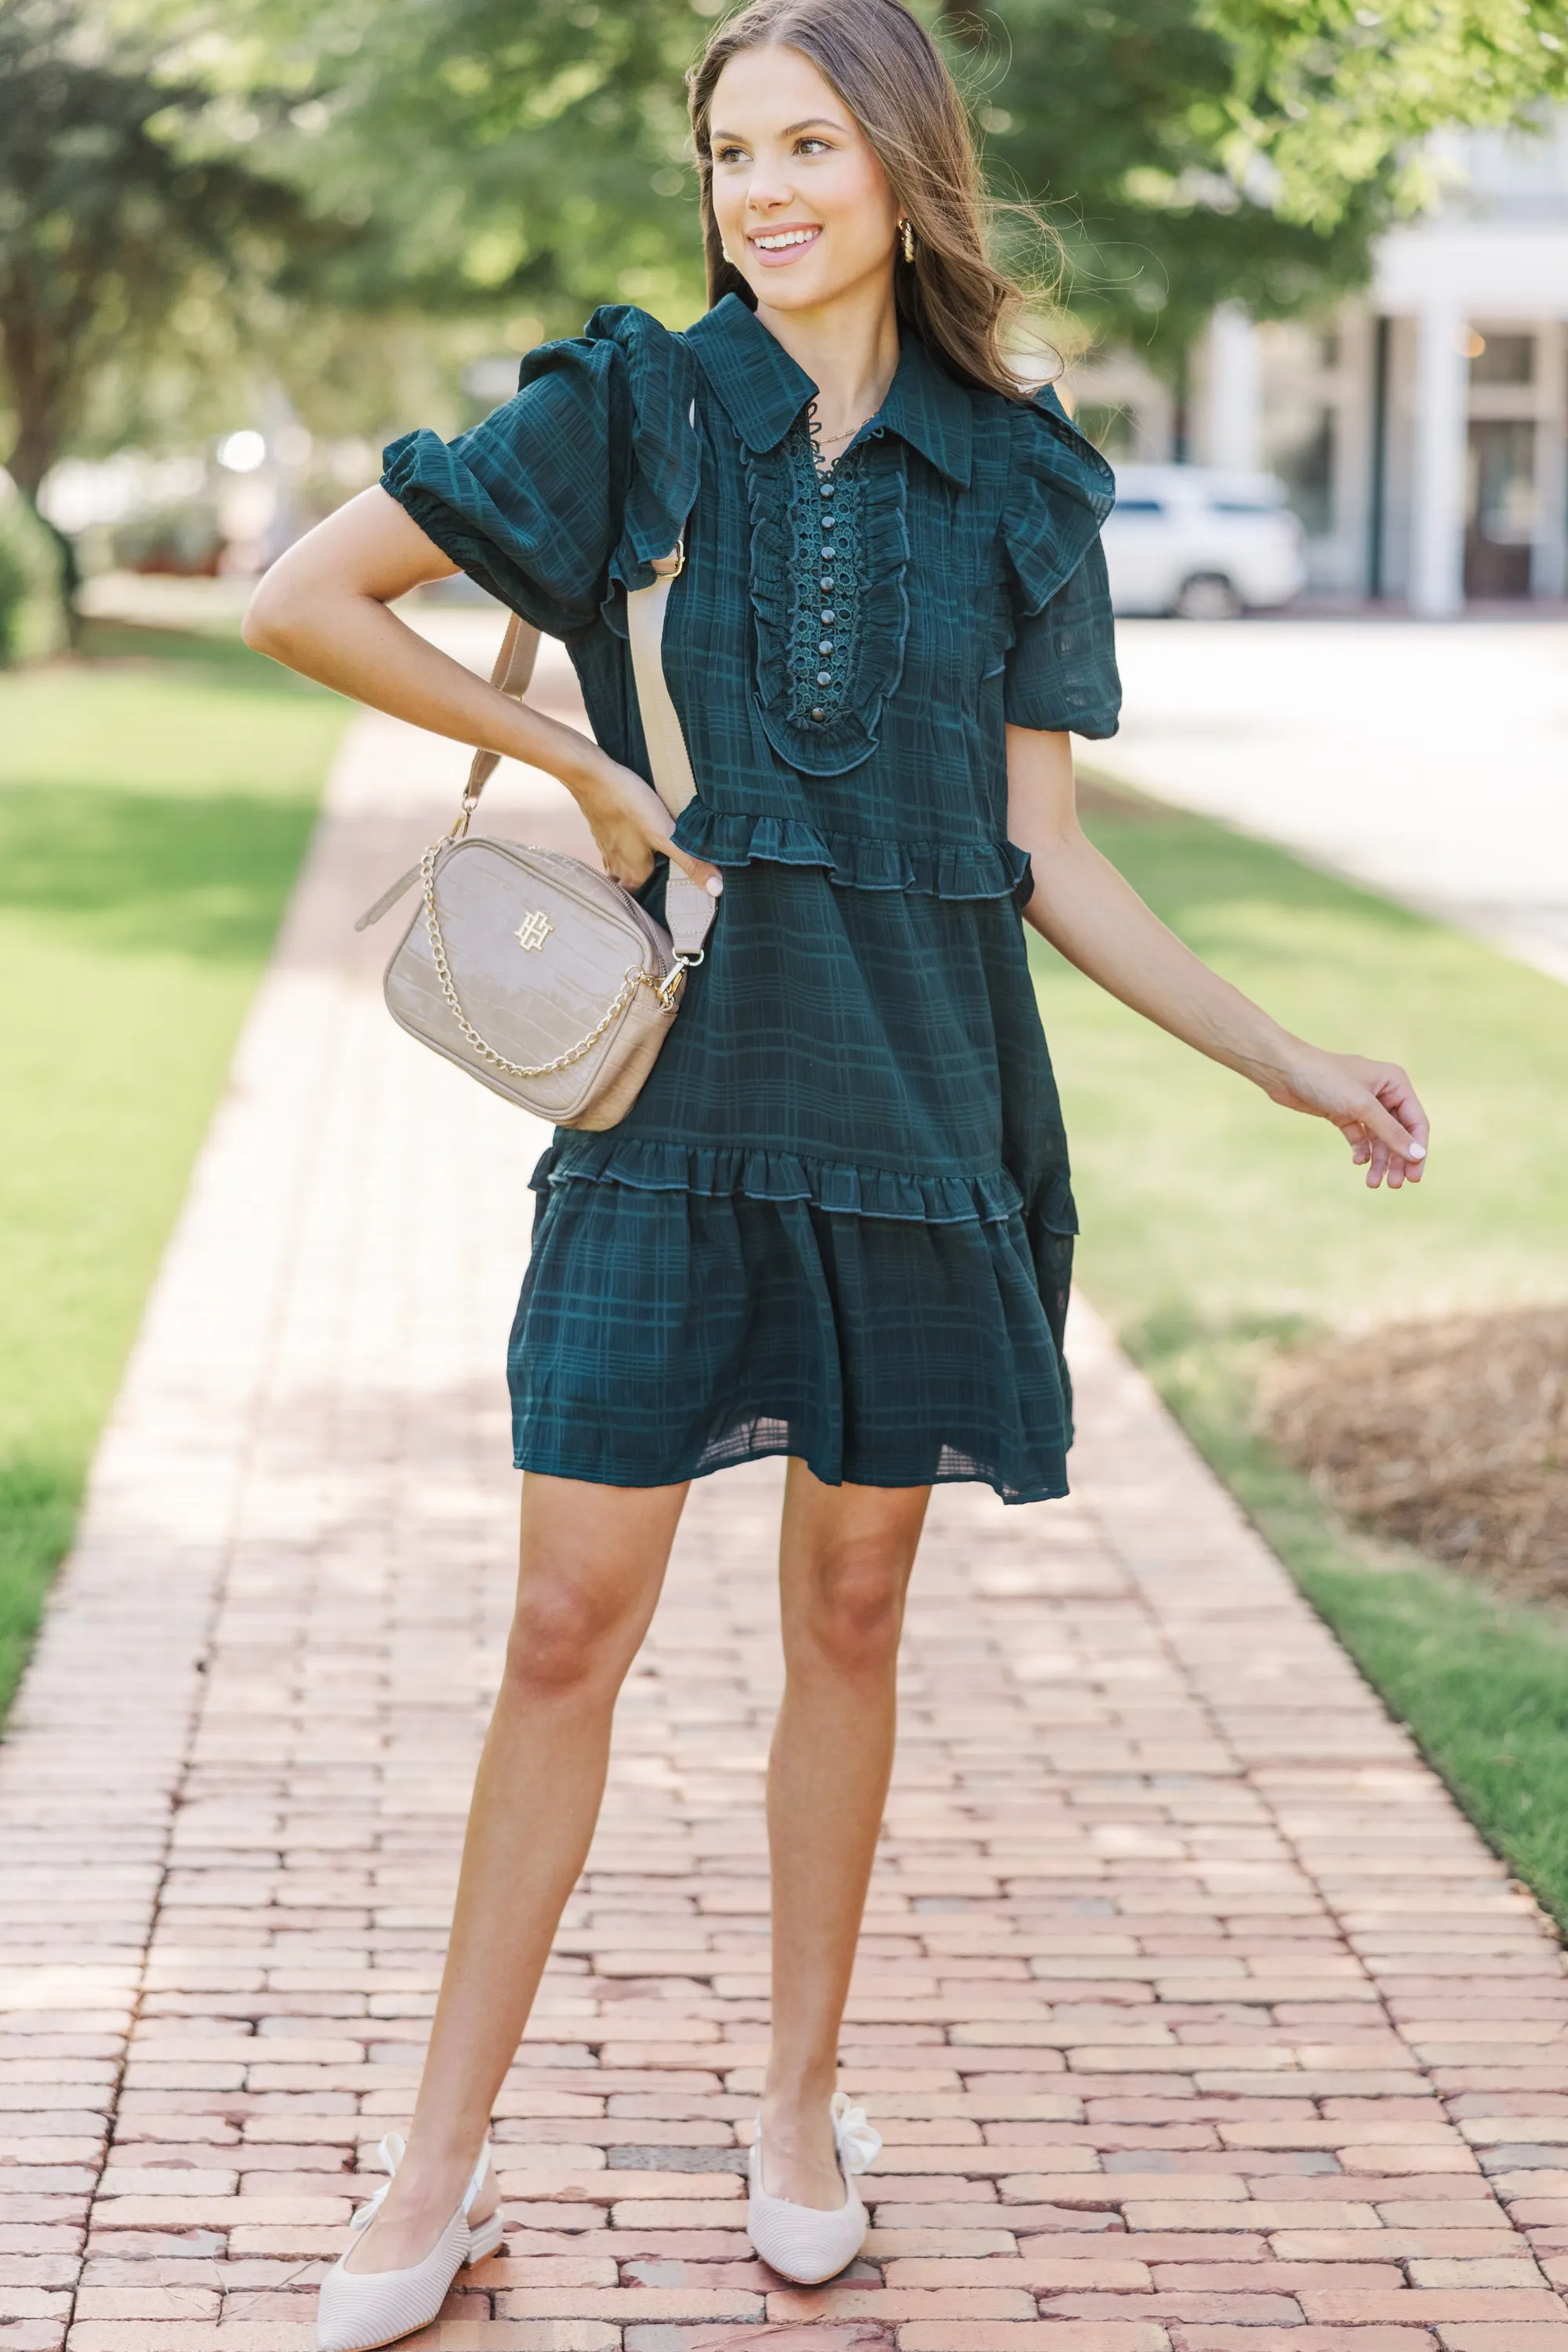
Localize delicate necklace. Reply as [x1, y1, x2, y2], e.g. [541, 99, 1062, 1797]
[807, 398, 875, 474]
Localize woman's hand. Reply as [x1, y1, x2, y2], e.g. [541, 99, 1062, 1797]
[1260, 1046, 1428, 1189]
[569, 744, 724, 900]
[241, 490, 724, 906]
[1005, 730, 1430, 1195]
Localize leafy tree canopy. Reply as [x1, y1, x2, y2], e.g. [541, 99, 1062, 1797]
[200, 0, 1568, 373]
[6, 0, 1566, 510]
[1207, 0, 1568, 230]
[0, 0, 326, 506]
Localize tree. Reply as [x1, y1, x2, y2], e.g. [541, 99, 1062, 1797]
[943, 0, 1568, 358]
[230, 0, 1568, 386]
[1210, 0, 1568, 230]
[940, 0, 1380, 358]
[199, 0, 713, 342]
[10, 0, 1567, 556]
[0, 0, 324, 622]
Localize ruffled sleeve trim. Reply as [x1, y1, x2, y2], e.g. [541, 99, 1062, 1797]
[589, 304, 702, 619]
[534, 1135, 1029, 1227]
[670, 803, 1032, 902]
[1003, 385, 1116, 617]
[379, 304, 699, 641]
[380, 422, 601, 638]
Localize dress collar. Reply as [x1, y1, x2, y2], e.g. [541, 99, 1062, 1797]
[684, 292, 974, 488]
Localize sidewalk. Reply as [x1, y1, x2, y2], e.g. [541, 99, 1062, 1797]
[3, 652, 1568, 2351]
[1109, 616, 1568, 985]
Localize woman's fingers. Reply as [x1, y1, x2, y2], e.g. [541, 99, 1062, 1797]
[1281, 1051, 1428, 1192]
[659, 835, 724, 899]
[1351, 1087, 1426, 1186]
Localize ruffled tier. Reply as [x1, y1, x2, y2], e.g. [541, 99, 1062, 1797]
[533, 1132, 1068, 1229]
[670, 804, 1032, 902]
[509, 1179, 1075, 1505]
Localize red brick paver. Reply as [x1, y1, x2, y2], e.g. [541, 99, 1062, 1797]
[3, 637, 1566, 2350]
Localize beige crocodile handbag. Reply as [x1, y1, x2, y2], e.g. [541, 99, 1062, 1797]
[356, 546, 716, 1131]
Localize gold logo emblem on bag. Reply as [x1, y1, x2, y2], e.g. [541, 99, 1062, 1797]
[515, 909, 554, 952]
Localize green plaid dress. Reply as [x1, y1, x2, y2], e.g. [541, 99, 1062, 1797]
[382, 294, 1120, 1501]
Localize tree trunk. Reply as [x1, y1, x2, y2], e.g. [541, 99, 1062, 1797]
[1, 290, 82, 647]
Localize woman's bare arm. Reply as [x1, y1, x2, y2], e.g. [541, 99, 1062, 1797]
[1006, 724, 1427, 1189]
[241, 487, 720, 896]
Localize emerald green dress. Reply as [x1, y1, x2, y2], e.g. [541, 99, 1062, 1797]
[382, 293, 1120, 1502]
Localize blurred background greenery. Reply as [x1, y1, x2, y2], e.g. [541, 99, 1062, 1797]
[5, 0, 1566, 644]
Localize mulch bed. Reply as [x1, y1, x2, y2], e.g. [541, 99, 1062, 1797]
[1263, 1307, 1568, 1598]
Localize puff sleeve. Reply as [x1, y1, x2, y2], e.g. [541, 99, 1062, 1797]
[1000, 387, 1121, 739]
[379, 303, 701, 640]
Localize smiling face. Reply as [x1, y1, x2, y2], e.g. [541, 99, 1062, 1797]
[706, 43, 902, 317]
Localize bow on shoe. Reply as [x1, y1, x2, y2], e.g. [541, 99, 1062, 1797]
[347, 2132, 405, 2238]
[829, 2094, 882, 2175]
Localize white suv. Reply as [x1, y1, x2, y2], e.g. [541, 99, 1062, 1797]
[1101, 464, 1307, 618]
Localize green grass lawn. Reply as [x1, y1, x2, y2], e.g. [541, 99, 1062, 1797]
[0, 623, 350, 1716]
[1037, 775, 1568, 1920]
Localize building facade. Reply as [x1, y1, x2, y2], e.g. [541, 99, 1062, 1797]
[1065, 116, 1568, 613]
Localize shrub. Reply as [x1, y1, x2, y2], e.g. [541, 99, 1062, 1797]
[0, 492, 67, 664]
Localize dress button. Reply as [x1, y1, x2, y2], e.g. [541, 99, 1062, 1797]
[819, 481, 835, 498]
[821, 514, 836, 529]
[818, 638, 833, 654]
[820, 608, 834, 622]
[816, 670, 832, 687]
[810, 706, 826, 721]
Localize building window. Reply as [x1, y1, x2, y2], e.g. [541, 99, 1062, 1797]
[1265, 406, 1335, 539]
[1469, 332, 1536, 386]
[1465, 419, 1537, 597]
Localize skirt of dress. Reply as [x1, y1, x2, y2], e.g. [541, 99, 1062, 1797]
[507, 1171, 1075, 1504]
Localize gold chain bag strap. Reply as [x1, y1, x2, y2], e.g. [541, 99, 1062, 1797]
[358, 540, 717, 1131]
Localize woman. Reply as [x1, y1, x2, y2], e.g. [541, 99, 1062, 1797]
[245, 2, 1428, 2342]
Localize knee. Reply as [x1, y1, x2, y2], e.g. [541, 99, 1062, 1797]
[503, 1570, 635, 1701]
[797, 1541, 907, 1678]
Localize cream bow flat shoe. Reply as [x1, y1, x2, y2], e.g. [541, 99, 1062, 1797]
[317, 2132, 504, 2352]
[746, 2091, 882, 2284]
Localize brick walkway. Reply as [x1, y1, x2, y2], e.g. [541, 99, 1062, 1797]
[5, 643, 1568, 2352]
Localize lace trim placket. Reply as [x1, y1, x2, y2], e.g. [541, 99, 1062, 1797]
[787, 417, 866, 730]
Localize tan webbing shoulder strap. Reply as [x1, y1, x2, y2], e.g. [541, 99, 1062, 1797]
[460, 611, 543, 811]
[625, 545, 713, 956]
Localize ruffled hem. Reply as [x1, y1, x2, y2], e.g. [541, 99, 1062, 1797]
[510, 1178, 1076, 1504]
[534, 1134, 1041, 1227]
[670, 804, 1032, 901]
[516, 1425, 1070, 1508]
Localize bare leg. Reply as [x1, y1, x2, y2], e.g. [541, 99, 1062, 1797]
[757, 1461, 931, 2206]
[347, 1471, 688, 2270]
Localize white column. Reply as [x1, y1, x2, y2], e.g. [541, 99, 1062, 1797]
[1203, 303, 1263, 472]
[1407, 301, 1469, 616]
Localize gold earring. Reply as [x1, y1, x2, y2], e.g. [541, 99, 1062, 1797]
[900, 218, 915, 264]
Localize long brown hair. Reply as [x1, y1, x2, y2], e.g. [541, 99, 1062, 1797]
[686, 0, 1054, 402]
